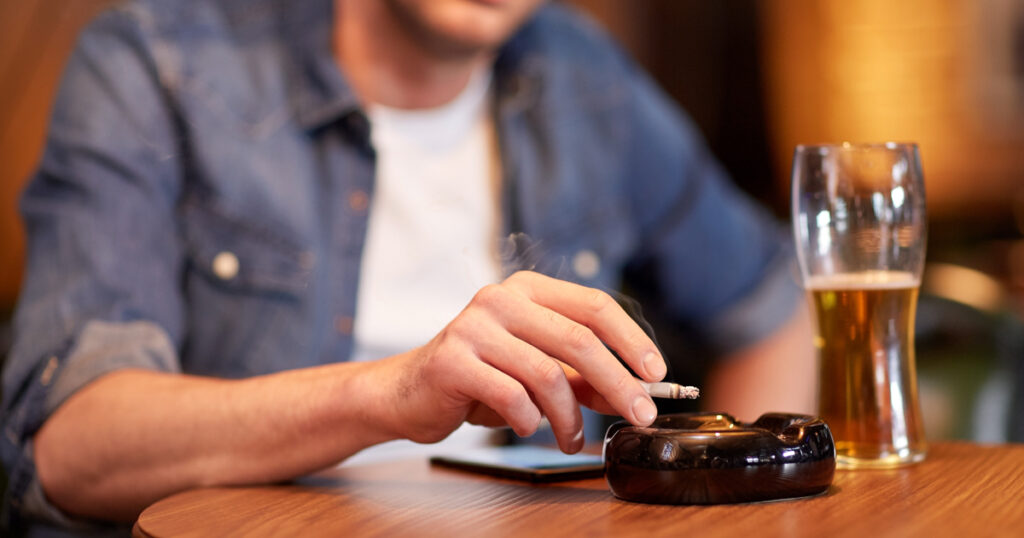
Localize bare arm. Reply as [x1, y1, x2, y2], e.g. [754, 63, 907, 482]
[702, 303, 817, 421]
[34, 272, 667, 522]
[34, 362, 398, 522]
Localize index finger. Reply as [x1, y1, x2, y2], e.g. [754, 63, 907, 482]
[504, 271, 667, 382]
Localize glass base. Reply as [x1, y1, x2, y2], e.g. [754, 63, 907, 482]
[836, 448, 927, 470]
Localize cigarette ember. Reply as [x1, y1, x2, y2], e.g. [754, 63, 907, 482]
[640, 381, 700, 400]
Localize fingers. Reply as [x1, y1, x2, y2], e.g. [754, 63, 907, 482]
[504, 272, 666, 381]
[561, 364, 617, 415]
[478, 279, 657, 426]
[464, 404, 509, 428]
[473, 325, 585, 453]
[449, 358, 544, 438]
[409, 271, 665, 452]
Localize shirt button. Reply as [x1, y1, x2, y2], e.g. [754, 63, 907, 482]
[212, 251, 240, 280]
[40, 356, 58, 386]
[335, 316, 354, 335]
[348, 190, 369, 213]
[572, 250, 601, 280]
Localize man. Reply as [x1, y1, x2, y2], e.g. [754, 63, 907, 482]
[1, 0, 814, 532]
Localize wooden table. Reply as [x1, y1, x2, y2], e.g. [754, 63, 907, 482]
[134, 442, 1024, 537]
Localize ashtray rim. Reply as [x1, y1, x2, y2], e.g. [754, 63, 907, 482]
[606, 412, 830, 445]
[602, 411, 837, 505]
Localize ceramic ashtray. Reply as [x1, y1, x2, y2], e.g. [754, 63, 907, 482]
[603, 412, 836, 505]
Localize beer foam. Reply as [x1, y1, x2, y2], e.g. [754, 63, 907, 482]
[804, 270, 919, 290]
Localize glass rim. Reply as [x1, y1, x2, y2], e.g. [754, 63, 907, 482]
[794, 141, 919, 152]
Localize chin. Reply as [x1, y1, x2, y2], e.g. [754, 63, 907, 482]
[386, 0, 547, 56]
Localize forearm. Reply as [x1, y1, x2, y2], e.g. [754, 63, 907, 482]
[34, 360, 402, 522]
[30, 273, 668, 524]
[703, 304, 817, 421]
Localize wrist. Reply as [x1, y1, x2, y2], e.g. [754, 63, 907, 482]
[332, 355, 413, 446]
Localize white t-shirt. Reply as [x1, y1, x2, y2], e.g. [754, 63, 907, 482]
[345, 70, 504, 464]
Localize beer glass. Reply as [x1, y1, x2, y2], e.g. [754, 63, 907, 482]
[791, 143, 927, 468]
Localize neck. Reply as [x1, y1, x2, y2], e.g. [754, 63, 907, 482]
[334, 1, 492, 109]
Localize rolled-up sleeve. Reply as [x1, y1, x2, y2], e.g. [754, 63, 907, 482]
[1, 6, 185, 528]
[622, 59, 801, 355]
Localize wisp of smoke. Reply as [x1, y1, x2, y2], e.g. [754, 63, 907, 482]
[498, 232, 674, 381]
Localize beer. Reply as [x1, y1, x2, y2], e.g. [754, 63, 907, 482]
[807, 270, 927, 468]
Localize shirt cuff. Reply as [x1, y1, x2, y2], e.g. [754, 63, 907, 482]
[703, 250, 803, 355]
[3, 320, 179, 530]
[43, 320, 181, 415]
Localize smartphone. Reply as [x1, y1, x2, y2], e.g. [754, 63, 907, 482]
[429, 445, 605, 483]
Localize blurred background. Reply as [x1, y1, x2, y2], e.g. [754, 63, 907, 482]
[1, 0, 1023, 441]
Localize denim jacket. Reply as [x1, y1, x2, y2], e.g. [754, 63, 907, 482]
[2, 0, 799, 531]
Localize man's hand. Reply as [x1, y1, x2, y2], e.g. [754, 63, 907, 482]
[33, 272, 668, 521]
[379, 271, 667, 454]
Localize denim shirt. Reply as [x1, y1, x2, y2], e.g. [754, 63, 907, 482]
[1, 0, 799, 531]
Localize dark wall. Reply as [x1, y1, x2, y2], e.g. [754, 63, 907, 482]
[569, 1, 780, 214]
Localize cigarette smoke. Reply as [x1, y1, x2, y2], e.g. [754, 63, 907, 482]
[498, 232, 674, 380]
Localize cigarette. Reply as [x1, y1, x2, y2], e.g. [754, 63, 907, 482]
[640, 381, 700, 399]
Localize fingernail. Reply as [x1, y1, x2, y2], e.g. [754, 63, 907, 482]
[643, 352, 666, 380]
[571, 429, 584, 452]
[632, 396, 657, 425]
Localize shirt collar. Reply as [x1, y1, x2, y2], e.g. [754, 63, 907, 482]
[280, 0, 362, 131]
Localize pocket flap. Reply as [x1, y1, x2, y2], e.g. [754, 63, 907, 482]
[182, 201, 313, 297]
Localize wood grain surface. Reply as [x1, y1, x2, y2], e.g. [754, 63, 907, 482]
[133, 442, 1024, 537]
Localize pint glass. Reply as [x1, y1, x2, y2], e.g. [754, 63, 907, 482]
[791, 143, 927, 468]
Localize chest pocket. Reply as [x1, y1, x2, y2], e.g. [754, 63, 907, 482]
[179, 199, 316, 377]
[182, 199, 313, 296]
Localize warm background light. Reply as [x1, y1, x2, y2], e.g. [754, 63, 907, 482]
[760, 0, 1024, 225]
[0, 1, 115, 309]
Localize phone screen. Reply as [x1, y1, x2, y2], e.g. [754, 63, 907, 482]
[430, 445, 605, 482]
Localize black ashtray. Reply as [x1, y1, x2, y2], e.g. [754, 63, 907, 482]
[603, 412, 835, 505]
